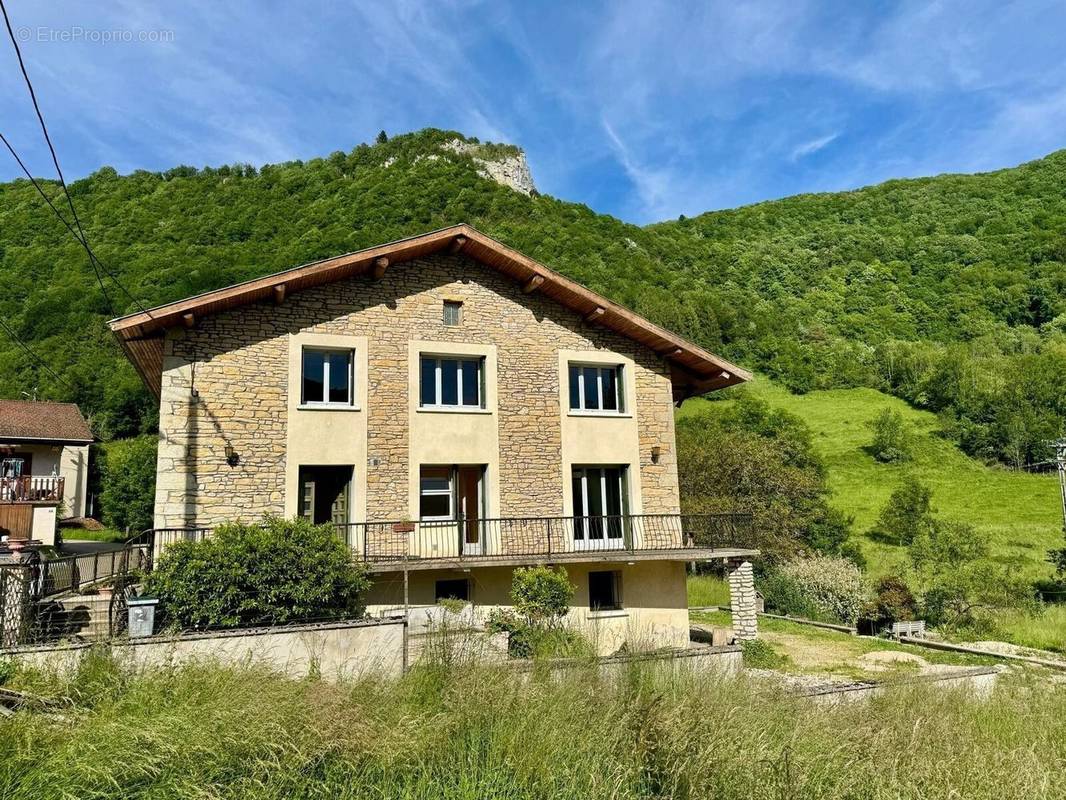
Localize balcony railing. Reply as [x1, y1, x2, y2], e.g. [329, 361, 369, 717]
[142, 514, 753, 568]
[0, 475, 64, 504]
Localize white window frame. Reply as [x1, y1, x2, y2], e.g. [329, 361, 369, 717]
[419, 468, 454, 521]
[420, 355, 483, 410]
[572, 466, 627, 548]
[568, 363, 625, 415]
[301, 347, 355, 407]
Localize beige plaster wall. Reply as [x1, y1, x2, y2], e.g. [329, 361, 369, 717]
[364, 559, 690, 655]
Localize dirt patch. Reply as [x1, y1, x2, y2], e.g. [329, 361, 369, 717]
[856, 650, 927, 672]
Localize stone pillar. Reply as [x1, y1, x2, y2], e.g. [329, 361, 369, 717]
[726, 559, 758, 641]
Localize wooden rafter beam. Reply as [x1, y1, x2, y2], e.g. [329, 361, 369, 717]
[584, 306, 606, 323]
[372, 257, 390, 280]
[449, 235, 468, 254]
[273, 284, 286, 305]
[181, 313, 195, 329]
[522, 274, 545, 294]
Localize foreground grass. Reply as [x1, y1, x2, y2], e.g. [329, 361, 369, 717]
[58, 528, 128, 544]
[686, 574, 731, 607]
[678, 378, 1062, 580]
[2, 653, 1064, 799]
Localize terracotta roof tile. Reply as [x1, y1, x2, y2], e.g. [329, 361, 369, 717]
[0, 400, 93, 442]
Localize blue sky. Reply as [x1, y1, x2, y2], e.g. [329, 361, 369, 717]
[2, 1, 1065, 224]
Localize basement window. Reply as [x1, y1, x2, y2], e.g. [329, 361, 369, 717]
[588, 570, 622, 611]
[443, 300, 463, 326]
[435, 579, 470, 602]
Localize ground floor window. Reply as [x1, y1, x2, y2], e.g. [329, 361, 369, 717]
[588, 570, 622, 610]
[435, 578, 470, 602]
[298, 465, 352, 527]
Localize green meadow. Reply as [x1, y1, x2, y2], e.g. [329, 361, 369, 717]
[678, 377, 1063, 580]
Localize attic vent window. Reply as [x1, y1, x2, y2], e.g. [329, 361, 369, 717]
[443, 300, 463, 326]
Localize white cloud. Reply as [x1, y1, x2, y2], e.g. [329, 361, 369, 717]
[790, 132, 839, 161]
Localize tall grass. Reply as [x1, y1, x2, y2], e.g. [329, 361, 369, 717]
[2, 650, 1065, 799]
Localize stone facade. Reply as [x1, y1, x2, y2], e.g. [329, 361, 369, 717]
[155, 253, 681, 529]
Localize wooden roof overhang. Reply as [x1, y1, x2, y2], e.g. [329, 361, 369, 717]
[108, 224, 751, 400]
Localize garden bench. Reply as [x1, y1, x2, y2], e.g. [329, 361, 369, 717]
[890, 620, 926, 639]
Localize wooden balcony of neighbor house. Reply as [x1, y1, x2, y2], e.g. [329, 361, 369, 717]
[143, 514, 758, 573]
[0, 475, 64, 504]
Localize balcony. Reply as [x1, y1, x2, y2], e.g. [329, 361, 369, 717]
[147, 513, 756, 572]
[356, 513, 755, 571]
[0, 475, 64, 504]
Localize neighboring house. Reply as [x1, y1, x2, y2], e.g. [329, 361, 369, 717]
[108, 225, 759, 651]
[0, 400, 93, 545]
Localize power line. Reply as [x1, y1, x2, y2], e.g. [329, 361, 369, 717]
[0, 316, 73, 391]
[0, 130, 114, 311]
[0, 0, 150, 317]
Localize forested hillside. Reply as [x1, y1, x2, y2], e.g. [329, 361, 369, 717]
[1, 129, 1064, 465]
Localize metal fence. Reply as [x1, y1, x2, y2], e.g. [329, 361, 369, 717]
[139, 513, 752, 567]
[0, 543, 150, 647]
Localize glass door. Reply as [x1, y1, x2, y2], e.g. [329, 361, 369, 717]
[571, 466, 627, 550]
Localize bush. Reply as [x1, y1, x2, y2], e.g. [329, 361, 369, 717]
[487, 566, 584, 658]
[764, 556, 867, 624]
[95, 436, 157, 533]
[860, 575, 918, 631]
[868, 408, 912, 462]
[870, 475, 934, 546]
[145, 516, 371, 629]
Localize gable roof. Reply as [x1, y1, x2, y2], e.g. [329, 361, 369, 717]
[0, 400, 93, 444]
[108, 224, 751, 401]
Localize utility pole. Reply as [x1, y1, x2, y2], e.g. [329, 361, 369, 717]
[1055, 438, 1066, 535]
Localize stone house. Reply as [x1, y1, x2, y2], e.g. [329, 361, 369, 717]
[109, 225, 759, 651]
[0, 400, 93, 545]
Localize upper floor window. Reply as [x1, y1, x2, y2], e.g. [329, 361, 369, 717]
[420, 355, 484, 409]
[568, 363, 625, 413]
[443, 300, 463, 326]
[302, 348, 354, 406]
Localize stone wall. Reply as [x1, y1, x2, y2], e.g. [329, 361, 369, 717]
[156, 253, 680, 527]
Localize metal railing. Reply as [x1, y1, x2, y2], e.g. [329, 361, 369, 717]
[0, 475, 64, 503]
[337, 513, 753, 564]
[36, 544, 150, 598]
[138, 513, 752, 567]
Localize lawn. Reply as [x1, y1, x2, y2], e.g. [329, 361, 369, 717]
[3, 653, 1064, 799]
[58, 528, 128, 544]
[678, 377, 1063, 580]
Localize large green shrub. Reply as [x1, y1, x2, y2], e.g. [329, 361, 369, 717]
[763, 556, 867, 624]
[867, 408, 912, 463]
[145, 516, 371, 629]
[487, 566, 586, 658]
[95, 435, 157, 533]
[870, 475, 934, 546]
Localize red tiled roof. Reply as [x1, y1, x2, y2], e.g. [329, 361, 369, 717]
[0, 400, 93, 443]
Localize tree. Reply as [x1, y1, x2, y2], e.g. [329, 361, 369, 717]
[95, 435, 157, 533]
[145, 516, 371, 629]
[677, 396, 854, 561]
[376, 130, 388, 144]
[870, 475, 934, 546]
[868, 408, 912, 463]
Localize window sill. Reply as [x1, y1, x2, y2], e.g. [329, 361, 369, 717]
[416, 406, 493, 415]
[567, 411, 633, 419]
[297, 403, 361, 411]
[586, 609, 628, 619]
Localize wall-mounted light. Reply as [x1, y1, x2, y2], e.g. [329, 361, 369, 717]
[651, 446, 661, 465]
[224, 444, 240, 467]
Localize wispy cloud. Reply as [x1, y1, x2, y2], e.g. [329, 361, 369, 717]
[790, 132, 839, 161]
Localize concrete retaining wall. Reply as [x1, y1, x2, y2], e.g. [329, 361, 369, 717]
[3, 618, 405, 679]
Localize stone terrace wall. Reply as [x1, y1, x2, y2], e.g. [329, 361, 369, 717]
[156, 253, 680, 526]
